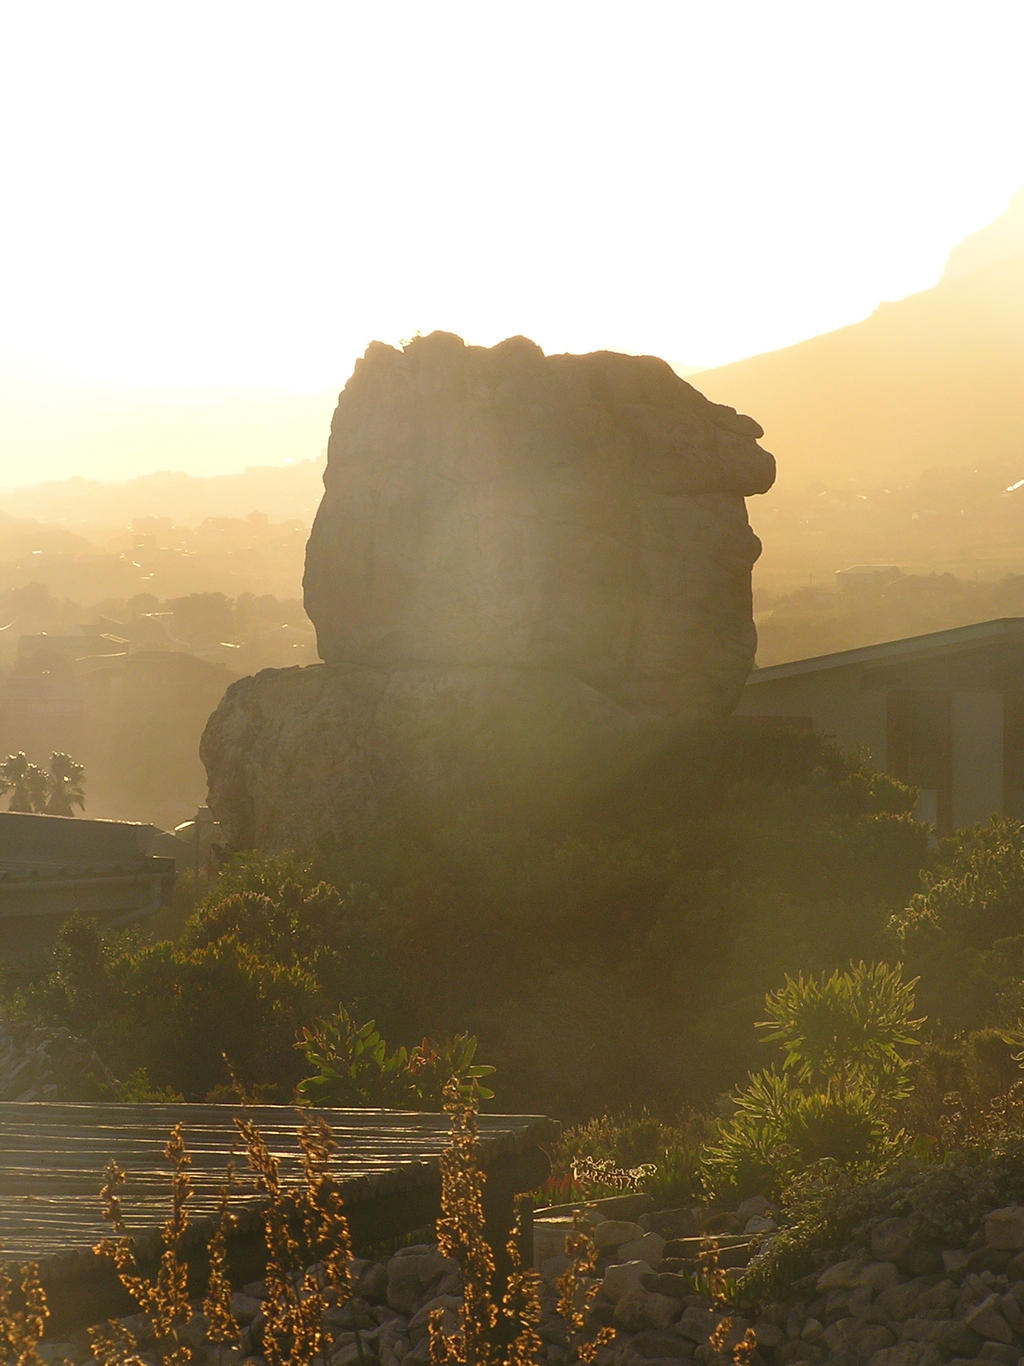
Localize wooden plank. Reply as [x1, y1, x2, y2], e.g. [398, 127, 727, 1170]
[0, 1102, 557, 1270]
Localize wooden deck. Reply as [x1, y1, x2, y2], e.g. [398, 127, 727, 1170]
[0, 1102, 557, 1288]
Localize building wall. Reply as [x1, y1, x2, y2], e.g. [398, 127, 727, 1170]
[739, 668, 1008, 830]
[736, 668, 890, 767]
[951, 689, 1004, 828]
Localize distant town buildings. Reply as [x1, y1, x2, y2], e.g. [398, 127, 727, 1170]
[0, 631, 238, 831]
[834, 564, 901, 588]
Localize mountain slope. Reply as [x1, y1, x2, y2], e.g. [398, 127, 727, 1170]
[691, 193, 1024, 490]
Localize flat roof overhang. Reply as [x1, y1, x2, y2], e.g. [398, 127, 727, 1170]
[747, 617, 1024, 686]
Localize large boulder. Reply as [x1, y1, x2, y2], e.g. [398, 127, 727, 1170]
[304, 332, 772, 715]
[202, 333, 774, 849]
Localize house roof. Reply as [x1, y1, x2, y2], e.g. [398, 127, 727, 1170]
[747, 617, 1024, 685]
[0, 812, 159, 879]
[0, 813, 175, 923]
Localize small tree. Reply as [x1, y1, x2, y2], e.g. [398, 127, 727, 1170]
[45, 751, 86, 815]
[890, 816, 1024, 1031]
[0, 752, 50, 813]
[705, 962, 924, 1198]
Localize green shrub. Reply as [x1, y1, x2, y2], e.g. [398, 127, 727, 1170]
[538, 1108, 710, 1205]
[295, 1007, 494, 1109]
[643, 1144, 705, 1207]
[307, 727, 928, 1117]
[705, 963, 922, 1199]
[890, 817, 1024, 1031]
[7, 724, 936, 1119]
[100, 938, 321, 1099]
[743, 1132, 1024, 1306]
[757, 960, 922, 1101]
[19, 913, 137, 1036]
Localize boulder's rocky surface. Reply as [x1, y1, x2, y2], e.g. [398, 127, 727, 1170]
[304, 332, 773, 709]
[0, 1021, 116, 1102]
[202, 333, 774, 849]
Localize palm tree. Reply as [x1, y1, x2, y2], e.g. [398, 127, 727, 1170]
[0, 752, 51, 813]
[0, 750, 87, 815]
[45, 752, 86, 816]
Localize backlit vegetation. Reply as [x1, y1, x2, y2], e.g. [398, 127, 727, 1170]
[9, 727, 1024, 1350]
[0, 1093, 617, 1366]
[4, 725, 931, 1115]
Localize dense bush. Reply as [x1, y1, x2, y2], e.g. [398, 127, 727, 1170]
[742, 1129, 1024, 1304]
[890, 816, 1024, 1032]
[17, 879, 366, 1100]
[9, 723, 934, 1116]
[902, 1027, 1022, 1141]
[296, 1009, 494, 1108]
[307, 724, 927, 1114]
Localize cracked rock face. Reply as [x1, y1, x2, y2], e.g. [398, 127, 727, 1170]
[202, 333, 774, 849]
[304, 332, 773, 715]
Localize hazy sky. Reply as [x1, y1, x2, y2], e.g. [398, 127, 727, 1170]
[2, 0, 1022, 487]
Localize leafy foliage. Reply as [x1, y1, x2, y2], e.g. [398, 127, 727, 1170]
[890, 816, 1024, 1032]
[308, 725, 927, 1116]
[45, 751, 87, 815]
[537, 1108, 711, 1206]
[296, 1007, 495, 1108]
[7, 724, 934, 1118]
[742, 1128, 1024, 1305]
[902, 1028, 1022, 1141]
[705, 963, 923, 1199]
[19, 880, 356, 1100]
[757, 960, 922, 1100]
[108, 938, 320, 1099]
[23, 913, 122, 1034]
[704, 1069, 899, 1199]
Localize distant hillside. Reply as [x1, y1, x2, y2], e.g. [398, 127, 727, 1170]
[7, 459, 326, 528]
[691, 190, 1024, 491]
[0, 517, 101, 558]
[0, 378, 336, 496]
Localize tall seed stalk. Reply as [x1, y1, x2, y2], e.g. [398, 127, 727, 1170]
[235, 1114, 354, 1366]
[430, 1081, 612, 1366]
[91, 1123, 197, 1366]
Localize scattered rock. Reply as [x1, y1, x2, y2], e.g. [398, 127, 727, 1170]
[985, 1208, 1024, 1252]
[873, 1217, 914, 1264]
[612, 1288, 680, 1333]
[619, 1232, 667, 1265]
[641, 1208, 702, 1240]
[602, 1261, 657, 1303]
[594, 1220, 645, 1250]
[56, 1183, 1024, 1365]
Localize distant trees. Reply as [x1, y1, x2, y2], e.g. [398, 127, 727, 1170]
[0, 751, 86, 815]
[165, 592, 235, 648]
[45, 751, 87, 815]
[757, 570, 1024, 668]
[0, 753, 49, 813]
